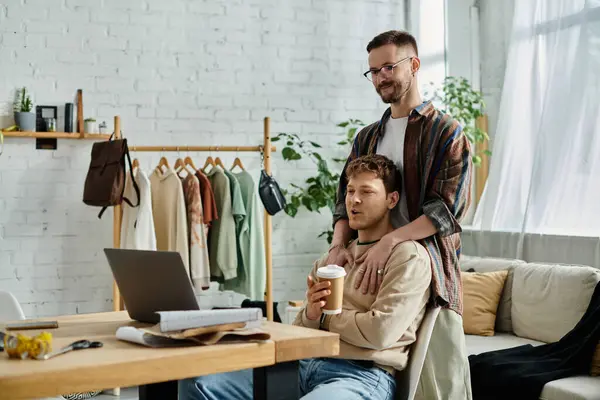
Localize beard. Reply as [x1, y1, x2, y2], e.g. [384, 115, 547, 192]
[347, 207, 389, 231]
[376, 77, 412, 104]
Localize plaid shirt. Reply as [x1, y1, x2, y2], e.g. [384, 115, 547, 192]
[333, 101, 473, 315]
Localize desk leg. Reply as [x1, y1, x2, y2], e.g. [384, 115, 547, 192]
[253, 360, 300, 400]
[139, 380, 178, 400]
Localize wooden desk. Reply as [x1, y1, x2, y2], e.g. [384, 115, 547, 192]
[0, 311, 339, 400]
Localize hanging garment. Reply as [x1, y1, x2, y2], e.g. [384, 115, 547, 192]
[181, 174, 210, 291]
[222, 169, 246, 234]
[149, 167, 190, 274]
[207, 167, 237, 282]
[223, 171, 266, 300]
[120, 169, 157, 251]
[195, 170, 218, 231]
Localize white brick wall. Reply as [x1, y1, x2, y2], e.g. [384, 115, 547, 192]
[478, 0, 515, 143]
[0, 0, 405, 318]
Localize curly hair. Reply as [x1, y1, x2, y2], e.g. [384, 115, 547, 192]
[366, 30, 419, 56]
[346, 154, 402, 194]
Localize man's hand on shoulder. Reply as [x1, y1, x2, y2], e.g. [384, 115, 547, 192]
[325, 243, 353, 269]
[354, 233, 402, 295]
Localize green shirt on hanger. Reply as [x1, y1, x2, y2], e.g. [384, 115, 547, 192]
[220, 169, 247, 290]
[223, 169, 246, 233]
[222, 171, 265, 300]
[207, 167, 238, 282]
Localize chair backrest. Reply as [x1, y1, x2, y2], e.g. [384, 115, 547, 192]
[0, 291, 25, 321]
[395, 306, 441, 400]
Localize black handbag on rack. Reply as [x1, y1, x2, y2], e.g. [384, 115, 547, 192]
[258, 170, 286, 216]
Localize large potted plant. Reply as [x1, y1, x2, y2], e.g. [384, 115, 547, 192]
[276, 76, 489, 243]
[13, 87, 35, 132]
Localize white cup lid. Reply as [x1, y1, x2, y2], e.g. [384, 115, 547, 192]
[317, 265, 347, 279]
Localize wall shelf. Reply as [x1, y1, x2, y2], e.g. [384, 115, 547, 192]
[1, 131, 110, 140]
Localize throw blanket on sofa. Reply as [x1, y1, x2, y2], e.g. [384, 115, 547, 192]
[469, 281, 600, 400]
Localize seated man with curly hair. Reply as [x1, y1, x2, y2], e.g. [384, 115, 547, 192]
[179, 154, 431, 400]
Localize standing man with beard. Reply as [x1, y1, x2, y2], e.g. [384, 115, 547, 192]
[326, 30, 473, 400]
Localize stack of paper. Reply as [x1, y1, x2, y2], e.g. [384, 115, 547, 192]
[116, 308, 268, 348]
[157, 308, 263, 332]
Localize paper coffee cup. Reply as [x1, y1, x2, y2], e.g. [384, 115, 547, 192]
[317, 265, 346, 315]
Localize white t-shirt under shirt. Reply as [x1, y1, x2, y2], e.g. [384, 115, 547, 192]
[376, 116, 411, 228]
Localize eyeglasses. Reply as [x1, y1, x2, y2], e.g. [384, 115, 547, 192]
[363, 57, 412, 82]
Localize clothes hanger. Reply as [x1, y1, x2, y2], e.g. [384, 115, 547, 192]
[174, 157, 185, 171]
[132, 158, 140, 170]
[175, 157, 194, 177]
[157, 156, 170, 172]
[230, 157, 245, 171]
[155, 147, 170, 172]
[202, 156, 215, 173]
[214, 156, 225, 168]
[184, 156, 198, 171]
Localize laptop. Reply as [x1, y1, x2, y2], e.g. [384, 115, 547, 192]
[103, 248, 200, 323]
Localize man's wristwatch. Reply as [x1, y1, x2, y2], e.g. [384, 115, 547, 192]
[319, 313, 327, 330]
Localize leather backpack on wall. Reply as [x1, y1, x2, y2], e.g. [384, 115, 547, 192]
[82, 133, 139, 219]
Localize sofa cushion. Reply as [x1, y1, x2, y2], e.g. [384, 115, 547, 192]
[461, 255, 526, 333]
[539, 376, 600, 400]
[465, 332, 544, 356]
[511, 263, 600, 343]
[462, 270, 509, 336]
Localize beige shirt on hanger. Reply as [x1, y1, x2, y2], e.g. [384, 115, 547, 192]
[150, 167, 190, 275]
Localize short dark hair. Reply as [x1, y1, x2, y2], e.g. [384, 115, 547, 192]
[366, 30, 419, 56]
[346, 154, 402, 194]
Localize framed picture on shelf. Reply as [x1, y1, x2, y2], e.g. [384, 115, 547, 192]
[35, 106, 58, 132]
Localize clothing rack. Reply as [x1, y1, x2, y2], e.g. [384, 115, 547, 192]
[110, 115, 276, 321]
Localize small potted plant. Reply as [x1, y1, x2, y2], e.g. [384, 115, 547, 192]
[13, 87, 35, 132]
[84, 118, 97, 134]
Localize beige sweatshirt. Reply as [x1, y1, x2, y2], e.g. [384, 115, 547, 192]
[293, 239, 431, 374]
[149, 167, 190, 275]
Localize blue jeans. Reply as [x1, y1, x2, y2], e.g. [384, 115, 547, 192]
[179, 358, 396, 400]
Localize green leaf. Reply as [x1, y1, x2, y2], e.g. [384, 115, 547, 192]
[292, 196, 301, 207]
[337, 121, 349, 128]
[302, 197, 313, 211]
[282, 147, 301, 161]
[483, 150, 492, 156]
[271, 136, 280, 142]
[284, 204, 298, 217]
[309, 141, 322, 148]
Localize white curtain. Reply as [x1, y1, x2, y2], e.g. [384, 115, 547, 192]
[473, 0, 600, 239]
